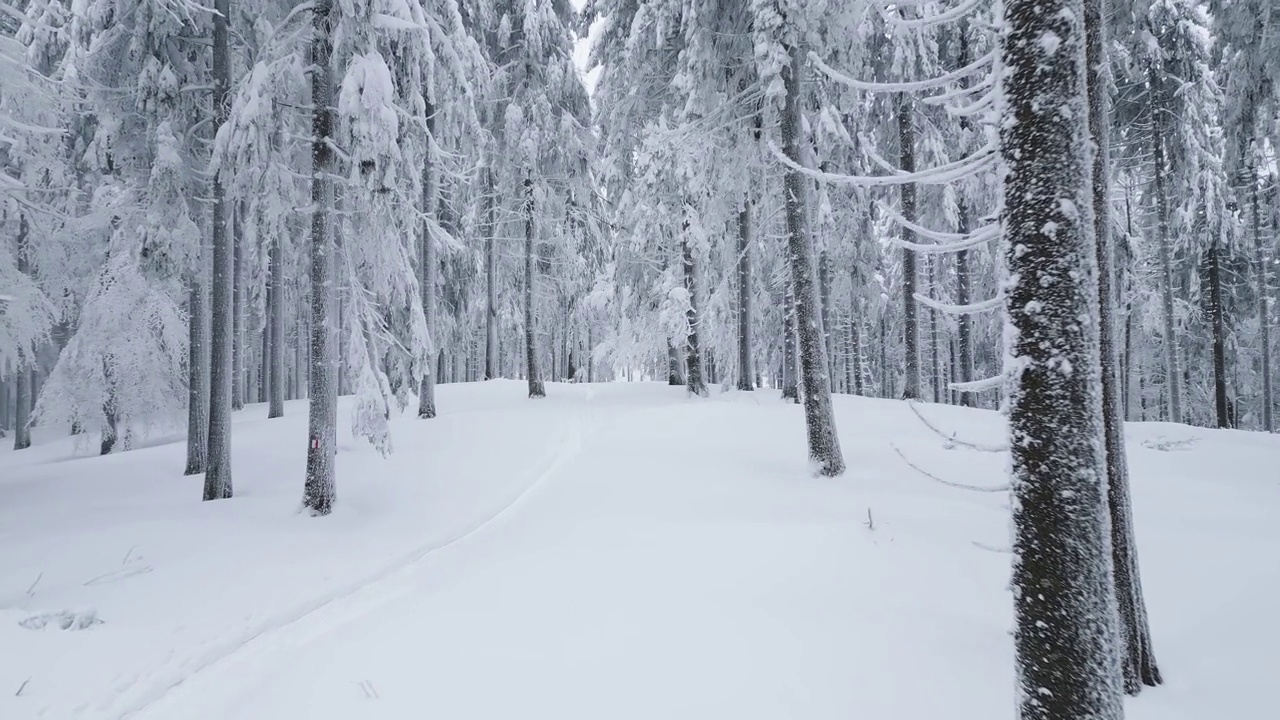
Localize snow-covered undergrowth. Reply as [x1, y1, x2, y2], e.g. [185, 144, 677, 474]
[1, 381, 1275, 719]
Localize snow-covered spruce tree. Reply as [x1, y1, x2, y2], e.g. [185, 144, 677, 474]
[755, 1, 844, 476]
[35, 0, 205, 455]
[1001, 0, 1123, 716]
[205, 0, 235, 501]
[488, 0, 589, 399]
[1086, 0, 1162, 693]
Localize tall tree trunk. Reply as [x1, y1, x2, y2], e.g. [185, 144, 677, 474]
[1004, 0, 1124, 716]
[12, 218, 32, 451]
[418, 99, 438, 418]
[898, 93, 921, 400]
[928, 255, 941, 403]
[1149, 71, 1182, 424]
[1209, 235, 1230, 427]
[956, 212, 975, 407]
[268, 234, 285, 418]
[484, 170, 498, 380]
[737, 196, 754, 391]
[851, 284, 864, 396]
[781, 43, 844, 476]
[1086, 0, 1162, 692]
[232, 203, 245, 411]
[524, 176, 545, 399]
[185, 269, 209, 472]
[204, 0, 234, 501]
[682, 218, 708, 397]
[1252, 168, 1273, 431]
[819, 251, 835, 392]
[303, 0, 337, 516]
[781, 281, 799, 402]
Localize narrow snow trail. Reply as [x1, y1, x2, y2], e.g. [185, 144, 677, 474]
[125, 383, 1010, 720]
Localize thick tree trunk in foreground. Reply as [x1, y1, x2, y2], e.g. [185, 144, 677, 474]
[204, 0, 234, 501]
[898, 93, 920, 400]
[1003, 0, 1124, 716]
[303, 0, 337, 516]
[524, 177, 545, 399]
[737, 197, 754, 391]
[1085, 0, 1162, 693]
[781, 44, 843, 476]
[418, 100, 438, 419]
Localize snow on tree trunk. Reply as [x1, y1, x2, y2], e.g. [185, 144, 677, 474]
[956, 227, 975, 406]
[682, 221, 708, 398]
[485, 169, 498, 381]
[819, 251, 834, 393]
[927, 255, 941, 403]
[524, 177, 545, 399]
[781, 44, 843, 477]
[782, 280, 799, 402]
[185, 272, 209, 473]
[204, 0, 234, 502]
[1085, 0, 1162, 692]
[232, 203, 245, 412]
[737, 196, 754, 391]
[12, 219, 32, 451]
[268, 234, 285, 419]
[303, 0, 337, 516]
[898, 93, 921, 401]
[851, 280, 864, 396]
[1149, 78, 1182, 424]
[1252, 170, 1273, 432]
[418, 100, 438, 419]
[1002, 0, 1124, 715]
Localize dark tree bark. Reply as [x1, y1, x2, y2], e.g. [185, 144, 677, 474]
[524, 177, 545, 399]
[1252, 168, 1273, 431]
[418, 99, 438, 419]
[898, 93, 920, 400]
[781, 43, 843, 476]
[204, 0, 234, 501]
[1208, 236, 1230, 427]
[1004, 0, 1124, 716]
[232, 203, 245, 411]
[303, 0, 337, 516]
[185, 271, 209, 471]
[484, 169, 498, 380]
[737, 195, 754, 391]
[268, 233, 285, 418]
[1085, 0, 1162, 692]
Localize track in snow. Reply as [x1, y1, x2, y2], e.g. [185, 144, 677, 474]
[106, 398, 590, 720]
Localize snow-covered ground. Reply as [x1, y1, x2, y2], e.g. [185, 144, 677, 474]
[1, 381, 1276, 720]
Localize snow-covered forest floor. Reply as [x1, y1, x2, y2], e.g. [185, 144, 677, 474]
[1, 381, 1275, 720]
